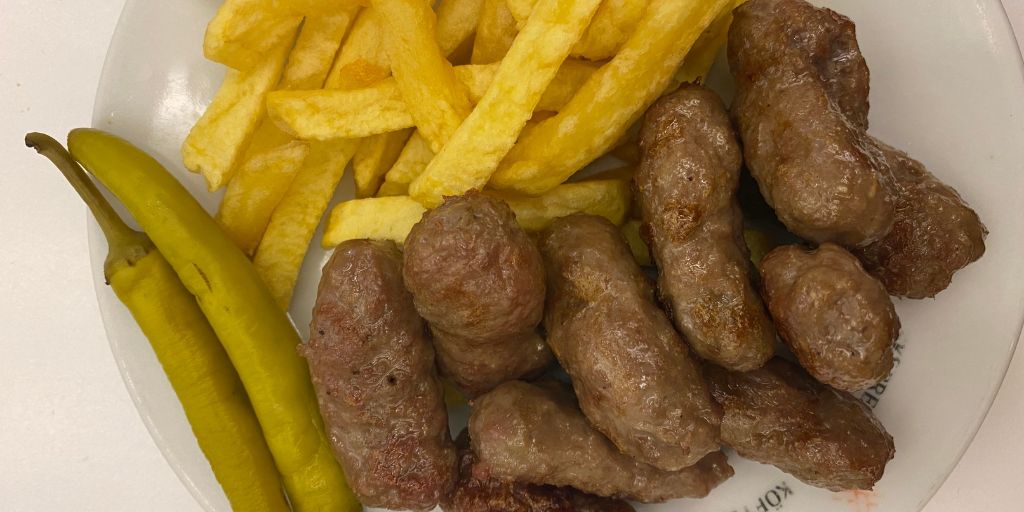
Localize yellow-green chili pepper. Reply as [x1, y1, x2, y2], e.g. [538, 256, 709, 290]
[26, 133, 289, 512]
[65, 128, 358, 512]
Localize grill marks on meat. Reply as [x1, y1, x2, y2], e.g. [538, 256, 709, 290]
[707, 358, 895, 491]
[761, 243, 899, 392]
[304, 240, 456, 510]
[469, 381, 734, 503]
[730, 0, 985, 296]
[540, 214, 722, 471]
[442, 430, 636, 512]
[637, 84, 775, 371]
[403, 194, 553, 397]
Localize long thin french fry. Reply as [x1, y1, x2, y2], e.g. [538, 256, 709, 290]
[217, 141, 310, 255]
[217, 12, 356, 253]
[253, 140, 360, 309]
[372, 0, 474, 153]
[204, 0, 302, 70]
[489, 0, 732, 195]
[184, 28, 297, 190]
[675, 0, 746, 85]
[325, 7, 392, 90]
[508, 0, 645, 60]
[472, 0, 518, 64]
[436, 0, 486, 57]
[268, 60, 595, 140]
[409, 0, 603, 207]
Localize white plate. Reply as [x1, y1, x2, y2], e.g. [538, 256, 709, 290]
[88, 1, 1024, 511]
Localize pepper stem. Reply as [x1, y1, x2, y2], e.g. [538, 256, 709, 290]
[26, 132, 153, 281]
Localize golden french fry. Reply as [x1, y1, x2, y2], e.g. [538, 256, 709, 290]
[353, 129, 414, 197]
[409, 0, 602, 208]
[217, 141, 310, 255]
[508, 0, 645, 60]
[487, 179, 631, 232]
[377, 131, 433, 196]
[490, 0, 732, 195]
[325, 8, 392, 90]
[372, 0, 474, 154]
[455, 59, 599, 111]
[268, 60, 592, 140]
[326, 180, 629, 245]
[253, 140, 360, 309]
[675, 0, 744, 85]
[184, 29, 296, 190]
[436, 0, 486, 57]
[621, 218, 651, 266]
[267, 84, 414, 140]
[322, 196, 428, 247]
[204, 0, 302, 71]
[281, 10, 361, 90]
[472, 0, 518, 64]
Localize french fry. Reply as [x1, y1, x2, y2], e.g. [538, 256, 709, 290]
[253, 139, 360, 309]
[267, 83, 414, 140]
[471, 0, 518, 64]
[436, 0, 486, 57]
[621, 219, 651, 266]
[183, 28, 297, 190]
[675, 0, 745, 85]
[217, 12, 356, 253]
[508, 0, 645, 60]
[325, 8, 392, 90]
[217, 141, 311, 255]
[324, 179, 629, 246]
[409, 0, 602, 208]
[487, 179, 631, 232]
[322, 196, 428, 247]
[269, 0, 369, 15]
[281, 10, 361, 90]
[372, 0, 474, 153]
[490, 0, 732, 195]
[353, 129, 414, 197]
[204, 0, 302, 71]
[377, 131, 433, 196]
[455, 59, 599, 111]
[268, 60, 593, 140]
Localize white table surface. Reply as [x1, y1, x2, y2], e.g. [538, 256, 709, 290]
[1, 1, 1021, 510]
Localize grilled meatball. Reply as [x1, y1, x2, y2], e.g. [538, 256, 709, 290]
[853, 141, 987, 298]
[540, 214, 721, 471]
[729, 0, 896, 247]
[469, 381, 734, 503]
[731, 0, 986, 296]
[403, 193, 553, 397]
[442, 430, 635, 512]
[760, 243, 899, 391]
[637, 84, 775, 371]
[304, 240, 456, 510]
[707, 358, 895, 491]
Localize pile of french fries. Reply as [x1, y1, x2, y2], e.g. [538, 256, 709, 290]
[182, 0, 743, 308]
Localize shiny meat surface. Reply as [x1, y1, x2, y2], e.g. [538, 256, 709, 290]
[442, 431, 635, 512]
[404, 193, 553, 397]
[469, 380, 734, 503]
[761, 243, 899, 391]
[303, 240, 456, 510]
[853, 141, 987, 298]
[707, 358, 895, 491]
[729, 0, 896, 247]
[539, 214, 722, 471]
[636, 84, 775, 371]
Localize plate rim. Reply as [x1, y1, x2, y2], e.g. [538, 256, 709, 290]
[85, 1, 1024, 511]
